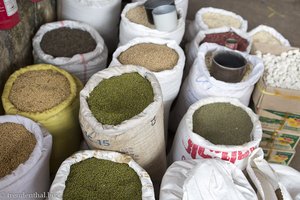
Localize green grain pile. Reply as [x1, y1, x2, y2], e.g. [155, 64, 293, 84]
[63, 158, 142, 200]
[126, 6, 155, 28]
[9, 70, 70, 113]
[40, 27, 97, 58]
[0, 122, 36, 178]
[87, 73, 154, 125]
[118, 43, 179, 72]
[193, 103, 253, 145]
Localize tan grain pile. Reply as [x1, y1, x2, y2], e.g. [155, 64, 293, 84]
[205, 51, 253, 82]
[202, 12, 241, 29]
[252, 31, 281, 46]
[126, 6, 155, 29]
[118, 43, 179, 72]
[0, 122, 36, 178]
[9, 70, 70, 113]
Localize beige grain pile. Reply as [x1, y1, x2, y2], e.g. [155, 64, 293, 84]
[126, 6, 155, 29]
[202, 12, 241, 29]
[9, 70, 71, 113]
[252, 31, 281, 46]
[118, 43, 179, 72]
[205, 51, 253, 82]
[0, 122, 36, 178]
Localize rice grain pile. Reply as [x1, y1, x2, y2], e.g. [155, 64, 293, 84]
[9, 70, 71, 113]
[252, 31, 281, 46]
[202, 12, 241, 29]
[126, 6, 155, 29]
[118, 43, 179, 72]
[0, 122, 36, 178]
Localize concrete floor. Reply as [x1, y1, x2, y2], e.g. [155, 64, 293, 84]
[188, 0, 300, 47]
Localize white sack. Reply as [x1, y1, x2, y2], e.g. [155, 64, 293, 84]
[119, 2, 185, 45]
[185, 27, 252, 78]
[246, 148, 293, 200]
[109, 37, 185, 134]
[271, 164, 300, 200]
[57, 0, 121, 52]
[79, 65, 166, 182]
[169, 97, 262, 170]
[49, 150, 155, 200]
[132, 0, 189, 20]
[171, 43, 264, 130]
[33, 20, 108, 83]
[0, 115, 52, 200]
[160, 159, 257, 200]
[186, 7, 248, 42]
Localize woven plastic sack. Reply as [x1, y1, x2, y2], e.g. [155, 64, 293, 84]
[160, 159, 257, 200]
[184, 27, 252, 79]
[119, 2, 185, 45]
[0, 115, 52, 200]
[186, 7, 248, 42]
[57, 0, 121, 53]
[49, 150, 155, 200]
[170, 43, 264, 130]
[169, 97, 262, 170]
[79, 65, 166, 183]
[109, 37, 185, 135]
[2, 64, 83, 174]
[33, 20, 108, 83]
[132, 0, 189, 20]
[246, 148, 293, 200]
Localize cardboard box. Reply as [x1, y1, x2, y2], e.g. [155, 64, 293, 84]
[260, 129, 300, 150]
[262, 148, 295, 165]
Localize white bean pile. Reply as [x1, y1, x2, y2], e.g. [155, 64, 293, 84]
[256, 49, 300, 90]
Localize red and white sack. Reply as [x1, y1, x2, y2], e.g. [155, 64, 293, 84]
[109, 37, 185, 133]
[169, 97, 262, 170]
[185, 27, 252, 78]
[79, 65, 166, 183]
[170, 43, 264, 130]
[0, 115, 52, 200]
[186, 7, 248, 42]
[49, 150, 155, 200]
[119, 2, 185, 46]
[132, 0, 189, 20]
[33, 20, 108, 84]
[160, 159, 257, 200]
[246, 148, 293, 200]
[57, 0, 122, 52]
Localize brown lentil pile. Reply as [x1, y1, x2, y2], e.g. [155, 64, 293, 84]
[205, 51, 253, 82]
[40, 27, 97, 58]
[9, 70, 71, 113]
[126, 6, 155, 29]
[0, 122, 36, 178]
[63, 158, 142, 200]
[118, 43, 179, 72]
[193, 103, 253, 145]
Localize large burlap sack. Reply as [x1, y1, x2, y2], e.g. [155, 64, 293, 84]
[119, 2, 185, 45]
[79, 65, 166, 182]
[109, 37, 185, 135]
[169, 97, 262, 170]
[160, 159, 257, 200]
[186, 7, 248, 42]
[271, 164, 300, 200]
[33, 20, 108, 83]
[185, 27, 252, 79]
[170, 43, 264, 130]
[132, 0, 189, 20]
[49, 150, 155, 200]
[249, 25, 291, 54]
[0, 115, 52, 200]
[2, 64, 83, 175]
[57, 0, 121, 53]
[246, 148, 293, 200]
